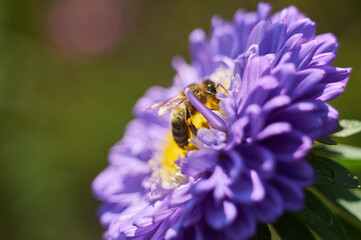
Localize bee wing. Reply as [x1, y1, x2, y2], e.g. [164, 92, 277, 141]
[142, 96, 176, 113]
[149, 96, 177, 110]
[143, 96, 186, 115]
[158, 97, 187, 115]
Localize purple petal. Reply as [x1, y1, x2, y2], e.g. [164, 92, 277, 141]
[229, 116, 248, 145]
[224, 150, 244, 180]
[229, 173, 253, 204]
[273, 33, 303, 66]
[271, 6, 305, 24]
[240, 144, 276, 180]
[189, 29, 215, 77]
[256, 2, 272, 20]
[271, 62, 297, 94]
[241, 55, 272, 97]
[192, 166, 231, 200]
[291, 40, 320, 70]
[181, 204, 202, 228]
[205, 199, 237, 229]
[263, 95, 291, 113]
[271, 176, 305, 211]
[287, 18, 316, 41]
[314, 33, 339, 54]
[245, 20, 271, 50]
[260, 130, 313, 162]
[259, 22, 287, 54]
[92, 165, 148, 203]
[233, 10, 258, 53]
[257, 122, 292, 141]
[210, 16, 238, 58]
[238, 76, 280, 115]
[269, 100, 338, 139]
[310, 52, 335, 67]
[292, 68, 325, 99]
[252, 184, 283, 222]
[224, 207, 256, 240]
[180, 150, 218, 177]
[277, 160, 314, 187]
[316, 66, 351, 101]
[197, 127, 227, 149]
[250, 170, 266, 201]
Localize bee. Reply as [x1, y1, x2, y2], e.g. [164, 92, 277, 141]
[150, 79, 221, 149]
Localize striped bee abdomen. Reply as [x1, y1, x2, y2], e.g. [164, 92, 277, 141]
[171, 108, 189, 149]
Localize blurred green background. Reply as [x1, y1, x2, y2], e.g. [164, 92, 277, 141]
[0, 0, 360, 239]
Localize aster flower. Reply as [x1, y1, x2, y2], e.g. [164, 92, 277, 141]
[93, 3, 357, 240]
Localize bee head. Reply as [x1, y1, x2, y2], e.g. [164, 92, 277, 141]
[205, 79, 217, 95]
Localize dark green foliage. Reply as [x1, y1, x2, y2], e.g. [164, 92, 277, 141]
[294, 190, 333, 226]
[308, 154, 337, 184]
[316, 185, 361, 222]
[251, 224, 271, 240]
[272, 212, 316, 240]
[305, 213, 348, 240]
[308, 154, 360, 188]
[317, 136, 338, 145]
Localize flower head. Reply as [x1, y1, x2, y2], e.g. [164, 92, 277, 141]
[93, 3, 350, 239]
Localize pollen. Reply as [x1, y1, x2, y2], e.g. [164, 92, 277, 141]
[159, 133, 187, 189]
[161, 133, 186, 171]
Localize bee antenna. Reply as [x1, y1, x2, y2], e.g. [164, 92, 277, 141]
[217, 83, 228, 93]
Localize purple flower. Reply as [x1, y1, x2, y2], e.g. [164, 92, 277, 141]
[93, 3, 350, 240]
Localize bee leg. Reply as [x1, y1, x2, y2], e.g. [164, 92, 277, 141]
[186, 107, 198, 136]
[189, 124, 198, 136]
[186, 107, 191, 121]
[217, 83, 228, 93]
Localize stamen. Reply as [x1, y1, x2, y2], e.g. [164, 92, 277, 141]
[185, 88, 227, 133]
